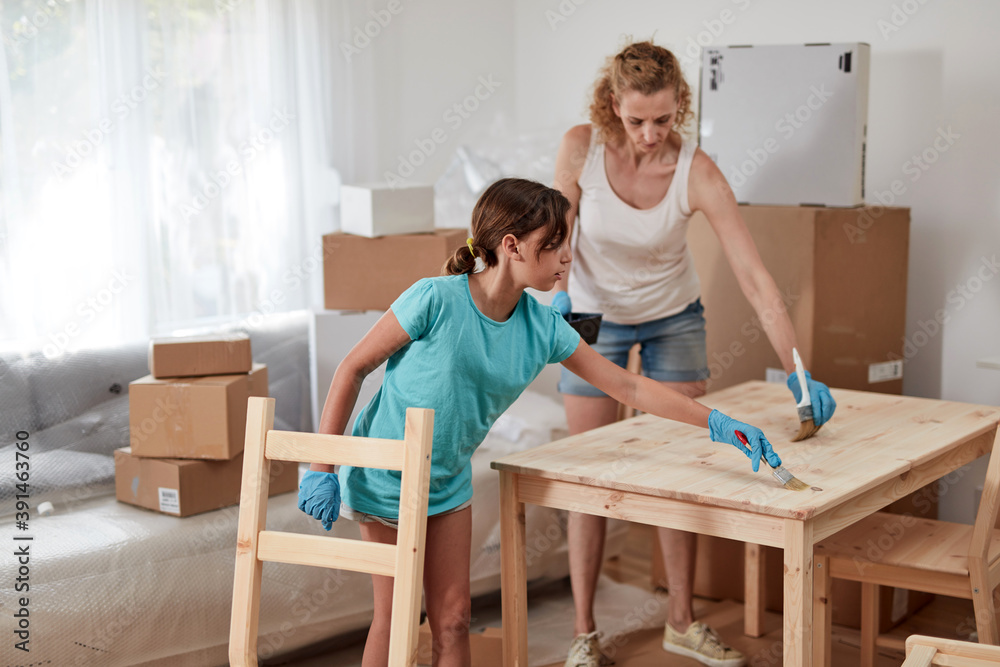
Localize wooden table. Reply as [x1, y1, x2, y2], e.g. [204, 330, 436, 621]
[491, 381, 1000, 666]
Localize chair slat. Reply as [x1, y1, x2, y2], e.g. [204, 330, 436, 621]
[266, 430, 405, 470]
[901, 644, 937, 667]
[258, 530, 396, 577]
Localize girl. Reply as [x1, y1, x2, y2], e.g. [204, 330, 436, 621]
[551, 41, 836, 667]
[298, 177, 782, 667]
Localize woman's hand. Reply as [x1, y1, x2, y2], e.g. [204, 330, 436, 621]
[786, 371, 837, 426]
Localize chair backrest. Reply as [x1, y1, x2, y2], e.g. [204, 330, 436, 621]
[903, 634, 1000, 666]
[229, 397, 434, 667]
[968, 424, 1000, 569]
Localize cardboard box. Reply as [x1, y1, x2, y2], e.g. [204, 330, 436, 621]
[417, 620, 501, 667]
[323, 229, 468, 311]
[341, 183, 435, 238]
[699, 43, 870, 206]
[114, 446, 298, 516]
[687, 205, 910, 395]
[148, 334, 252, 378]
[129, 363, 268, 460]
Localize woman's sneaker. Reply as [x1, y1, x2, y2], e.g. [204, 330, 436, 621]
[662, 621, 746, 667]
[564, 631, 614, 667]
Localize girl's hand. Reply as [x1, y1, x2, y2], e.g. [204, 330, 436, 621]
[708, 409, 782, 472]
[298, 470, 341, 530]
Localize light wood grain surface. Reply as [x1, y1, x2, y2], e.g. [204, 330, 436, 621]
[491, 381, 1000, 521]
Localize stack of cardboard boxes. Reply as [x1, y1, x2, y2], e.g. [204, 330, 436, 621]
[116, 334, 297, 517]
[323, 183, 468, 311]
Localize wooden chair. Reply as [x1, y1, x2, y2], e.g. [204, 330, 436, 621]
[229, 397, 434, 667]
[902, 634, 1000, 666]
[812, 424, 1000, 666]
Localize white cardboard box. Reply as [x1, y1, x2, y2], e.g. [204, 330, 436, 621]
[699, 43, 870, 207]
[308, 309, 385, 432]
[340, 183, 435, 237]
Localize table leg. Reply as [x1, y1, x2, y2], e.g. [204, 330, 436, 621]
[744, 543, 766, 637]
[783, 519, 814, 667]
[500, 471, 528, 667]
[813, 555, 831, 667]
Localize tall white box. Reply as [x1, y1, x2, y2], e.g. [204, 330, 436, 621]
[340, 183, 435, 237]
[699, 43, 869, 207]
[308, 309, 385, 432]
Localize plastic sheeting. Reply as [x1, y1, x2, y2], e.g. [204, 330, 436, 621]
[434, 117, 564, 230]
[0, 389, 623, 666]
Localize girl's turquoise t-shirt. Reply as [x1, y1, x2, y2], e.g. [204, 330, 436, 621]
[340, 274, 581, 519]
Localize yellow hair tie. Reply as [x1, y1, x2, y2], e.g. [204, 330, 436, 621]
[466, 237, 485, 273]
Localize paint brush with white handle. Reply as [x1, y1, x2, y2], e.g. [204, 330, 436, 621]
[791, 347, 821, 441]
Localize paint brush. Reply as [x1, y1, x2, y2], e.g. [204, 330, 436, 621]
[736, 430, 808, 491]
[791, 347, 822, 441]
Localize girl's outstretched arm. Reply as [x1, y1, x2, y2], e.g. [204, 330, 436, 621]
[311, 309, 411, 472]
[560, 341, 712, 428]
[561, 341, 783, 471]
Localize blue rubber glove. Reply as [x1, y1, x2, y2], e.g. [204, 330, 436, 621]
[298, 470, 341, 531]
[708, 409, 782, 472]
[551, 291, 572, 316]
[786, 371, 837, 427]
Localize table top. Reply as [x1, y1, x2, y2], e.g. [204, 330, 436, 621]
[492, 381, 1000, 521]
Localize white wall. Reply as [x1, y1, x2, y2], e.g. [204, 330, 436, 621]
[364, 0, 1000, 521]
[357, 0, 516, 184]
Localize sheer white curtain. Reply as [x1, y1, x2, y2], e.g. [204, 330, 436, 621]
[0, 0, 372, 355]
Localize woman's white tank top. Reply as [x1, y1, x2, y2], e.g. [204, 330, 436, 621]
[568, 129, 702, 325]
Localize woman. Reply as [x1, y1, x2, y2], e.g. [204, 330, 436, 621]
[552, 41, 836, 667]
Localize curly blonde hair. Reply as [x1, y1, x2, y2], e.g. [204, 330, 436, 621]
[589, 40, 693, 145]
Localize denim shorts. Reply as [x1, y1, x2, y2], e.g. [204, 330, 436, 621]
[339, 498, 472, 529]
[558, 298, 709, 398]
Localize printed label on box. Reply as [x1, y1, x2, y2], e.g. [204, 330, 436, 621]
[868, 360, 904, 384]
[765, 367, 789, 384]
[158, 487, 181, 514]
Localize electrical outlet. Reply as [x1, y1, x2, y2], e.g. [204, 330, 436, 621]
[766, 367, 788, 384]
[974, 485, 984, 515]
